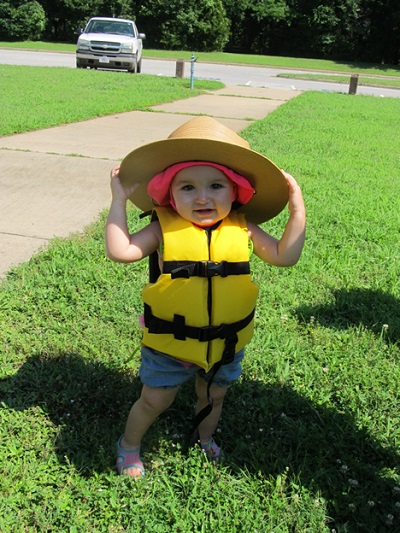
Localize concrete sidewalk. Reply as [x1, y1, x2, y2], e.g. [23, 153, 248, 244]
[0, 85, 300, 279]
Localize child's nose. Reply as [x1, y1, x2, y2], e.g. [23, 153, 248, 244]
[195, 187, 210, 203]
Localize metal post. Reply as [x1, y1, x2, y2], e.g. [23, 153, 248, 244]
[190, 52, 195, 89]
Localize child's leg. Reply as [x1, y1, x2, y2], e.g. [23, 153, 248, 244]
[119, 384, 178, 477]
[195, 349, 244, 451]
[195, 375, 227, 445]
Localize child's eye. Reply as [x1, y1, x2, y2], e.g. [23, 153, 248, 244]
[181, 184, 194, 191]
[211, 183, 224, 190]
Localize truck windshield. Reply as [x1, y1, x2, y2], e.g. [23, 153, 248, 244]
[86, 20, 134, 36]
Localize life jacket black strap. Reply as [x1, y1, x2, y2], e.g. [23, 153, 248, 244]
[144, 304, 254, 345]
[190, 359, 224, 439]
[163, 260, 250, 279]
[144, 304, 254, 440]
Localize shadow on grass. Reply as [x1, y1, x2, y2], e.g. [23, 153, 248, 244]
[333, 59, 400, 74]
[223, 379, 399, 532]
[0, 352, 143, 476]
[296, 287, 400, 346]
[1, 350, 398, 531]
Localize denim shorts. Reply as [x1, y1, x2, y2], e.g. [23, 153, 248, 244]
[139, 345, 245, 389]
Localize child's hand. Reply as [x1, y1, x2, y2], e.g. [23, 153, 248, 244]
[282, 170, 305, 214]
[110, 166, 140, 203]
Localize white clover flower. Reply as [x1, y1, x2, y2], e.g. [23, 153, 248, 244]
[386, 514, 394, 525]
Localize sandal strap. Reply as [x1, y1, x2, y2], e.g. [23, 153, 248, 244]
[201, 438, 224, 461]
[116, 435, 145, 476]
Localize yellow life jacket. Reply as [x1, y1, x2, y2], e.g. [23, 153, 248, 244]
[142, 207, 259, 372]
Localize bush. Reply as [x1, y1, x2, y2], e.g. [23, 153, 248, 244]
[138, 0, 230, 51]
[0, 1, 46, 41]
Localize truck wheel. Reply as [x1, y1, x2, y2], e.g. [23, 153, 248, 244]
[128, 59, 137, 74]
[137, 58, 142, 73]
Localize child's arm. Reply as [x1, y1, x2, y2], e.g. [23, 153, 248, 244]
[248, 171, 306, 267]
[105, 166, 161, 263]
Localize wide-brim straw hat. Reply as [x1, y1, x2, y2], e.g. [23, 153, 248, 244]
[119, 116, 288, 224]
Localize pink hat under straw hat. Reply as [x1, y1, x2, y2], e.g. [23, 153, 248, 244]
[119, 116, 288, 224]
[147, 161, 256, 208]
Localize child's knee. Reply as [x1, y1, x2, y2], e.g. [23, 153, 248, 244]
[210, 385, 228, 404]
[196, 378, 227, 404]
[141, 385, 178, 414]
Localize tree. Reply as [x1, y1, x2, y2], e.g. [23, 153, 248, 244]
[223, 0, 291, 54]
[1, 0, 398, 63]
[137, 0, 230, 51]
[360, 0, 400, 64]
[306, 1, 364, 59]
[38, 0, 134, 41]
[0, 1, 46, 40]
[265, 0, 364, 60]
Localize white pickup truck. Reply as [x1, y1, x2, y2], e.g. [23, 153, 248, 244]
[76, 17, 146, 73]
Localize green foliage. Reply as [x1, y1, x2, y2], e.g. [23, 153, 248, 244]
[0, 92, 399, 531]
[221, 0, 400, 62]
[1, 1, 399, 62]
[222, 0, 290, 53]
[0, 1, 46, 40]
[138, 0, 230, 51]
[361, 0, 400, 63]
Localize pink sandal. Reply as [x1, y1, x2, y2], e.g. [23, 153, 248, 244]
[116, 435, 145, 477]
[201, 438, 224, 462]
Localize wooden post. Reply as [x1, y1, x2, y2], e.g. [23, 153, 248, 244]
[348, 74, 359, 95]
[175, 59, 185, 78]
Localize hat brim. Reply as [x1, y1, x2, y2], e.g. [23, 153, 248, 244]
[119, 138, 288, 224]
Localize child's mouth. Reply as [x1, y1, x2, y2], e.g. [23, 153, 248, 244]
[195, 209, 214, 215]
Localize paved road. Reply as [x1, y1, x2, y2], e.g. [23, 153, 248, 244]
[1, 48, 399, 98]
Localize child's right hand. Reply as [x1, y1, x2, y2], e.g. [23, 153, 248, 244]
[282, 171, 305, 215]
[110, 166, 140, 203]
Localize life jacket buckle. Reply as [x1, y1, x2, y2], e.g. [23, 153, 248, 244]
[199, 260, 228, 277]
[198, 323, 227, 342]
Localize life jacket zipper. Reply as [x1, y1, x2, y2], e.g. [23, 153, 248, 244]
[205, 223, 220, 364]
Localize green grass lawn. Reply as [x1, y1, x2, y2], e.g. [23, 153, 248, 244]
[0, 72, 399, 532]
[277, 72, 400, 89]
[0, 64, 223, 136]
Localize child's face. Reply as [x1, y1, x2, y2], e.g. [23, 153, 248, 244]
[170, 166, 235, 227]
